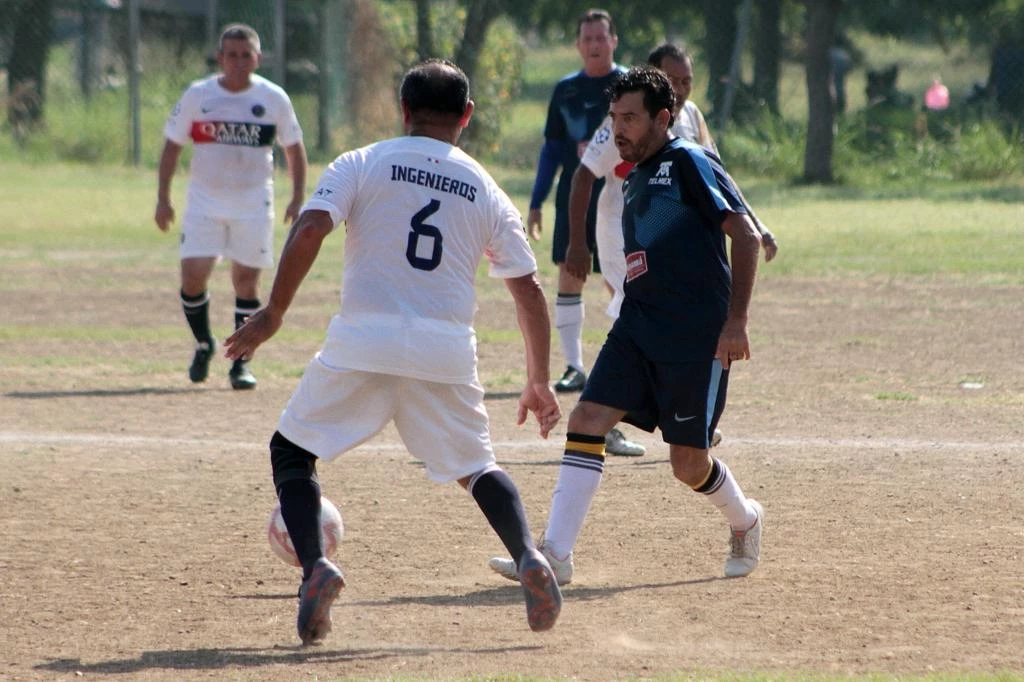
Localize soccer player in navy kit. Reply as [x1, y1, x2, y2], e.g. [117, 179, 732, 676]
[527, 9, 626, 396]
[491, 66, 764, 587]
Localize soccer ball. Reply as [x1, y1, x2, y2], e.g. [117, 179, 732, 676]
[266, 496, 344, 567]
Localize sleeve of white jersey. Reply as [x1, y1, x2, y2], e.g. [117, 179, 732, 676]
[301, 150, 361, 229]
[163, 84, 198, 145]
[274, 89, 303, 147]
[579, 116, 620, 178]
[485, 185, 538, 279]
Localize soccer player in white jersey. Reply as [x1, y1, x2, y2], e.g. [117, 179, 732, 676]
[155, 23, 307, 390]
[224, 60, 563, 645]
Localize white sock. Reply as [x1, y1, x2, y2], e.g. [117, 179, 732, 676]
[543, 433, 605, 558]
[555, 293, 584, 372]
[694, 457, 756, 530]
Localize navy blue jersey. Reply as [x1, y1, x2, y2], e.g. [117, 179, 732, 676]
[544, 67, 626, 229]
[617, 138, 747, 361]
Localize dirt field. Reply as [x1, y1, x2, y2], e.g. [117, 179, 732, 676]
[2, 267, 1023, 681]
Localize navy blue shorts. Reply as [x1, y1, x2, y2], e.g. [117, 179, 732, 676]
[580, 328, 728, 448]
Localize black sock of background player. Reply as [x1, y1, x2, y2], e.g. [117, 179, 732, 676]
[234, 296, 261, 331]
[278, 478, 324, 581]
[469, 469, 533, 568]
[181, 289, 213, 346]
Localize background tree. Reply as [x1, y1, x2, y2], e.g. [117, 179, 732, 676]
[6, 0, 54, 132]
[753, 0, 783, 114]
[803, 0, 841, 183]
[414, 0, 434, 60]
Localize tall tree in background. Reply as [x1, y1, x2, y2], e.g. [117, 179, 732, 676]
[700, 0, 739, 116]
[753, 0, 782, 114]
[803, 0, 842, 183]
[7, 0, 53, 130]
[453, 0, 501, 86]
[414, 0, 434, 60]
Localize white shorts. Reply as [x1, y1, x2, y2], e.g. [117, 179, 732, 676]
[179, 210, 274, 269]
[595, 213, 625, 320]
[277, 356, 496, 483]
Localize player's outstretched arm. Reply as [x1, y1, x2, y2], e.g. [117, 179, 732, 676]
[716, 212, 761, 370]
[565, 164, 597, 280]
[154, 140, 183, 232]
[723, 168, 778, 263]
[282, 141, 308, 224]
[225, 209, 333, 360]
[505, 272, 561, 438]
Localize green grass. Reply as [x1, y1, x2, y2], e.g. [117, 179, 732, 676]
[3, 160, 1022, 288]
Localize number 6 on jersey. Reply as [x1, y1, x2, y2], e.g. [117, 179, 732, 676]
[406, 199, 443, 271]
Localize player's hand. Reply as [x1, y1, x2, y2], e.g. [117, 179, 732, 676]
[517, 381, 561, 439]
[714, 316, 750, 370]
[527, 208, 543, 242]
[761, 229, 779, 262]
[284, 197, 303, 224]
[154, 201, 174, 232]
[224, 307, 283, 361]
[564, 242, 592, 280]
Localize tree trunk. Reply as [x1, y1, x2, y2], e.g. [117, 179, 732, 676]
[753, 0, 782, 114]
[453, 0, 499, 84]
[700, 0, 739, 118]
[7, 0, 53, 129]
[415, 0, 434, 61]
[803, 0, 841, 183]
[453, 0, 500, 144]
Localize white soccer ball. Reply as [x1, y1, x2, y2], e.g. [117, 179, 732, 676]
[267, 496, 344, 567]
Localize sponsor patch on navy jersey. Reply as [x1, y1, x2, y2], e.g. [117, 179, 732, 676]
[625, 250, 648, 281]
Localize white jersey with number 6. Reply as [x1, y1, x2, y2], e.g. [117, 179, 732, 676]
[302, 135, 537, 384]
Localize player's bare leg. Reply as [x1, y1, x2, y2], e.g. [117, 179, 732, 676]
[180, 257, 218, 382]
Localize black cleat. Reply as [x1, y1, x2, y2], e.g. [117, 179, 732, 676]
[229, 359, 257, 390]
[554, 366, 586, 393]
[189, 340, 215, 383]
[297, 558, 345, 645]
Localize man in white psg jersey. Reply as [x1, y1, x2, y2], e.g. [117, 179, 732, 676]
[224, 59, 563, 645]
[155, 23, 307, 390]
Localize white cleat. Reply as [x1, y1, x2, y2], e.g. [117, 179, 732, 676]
[488, 534, 574, 586]
[724, 499, 763, 578]
[605, 427, 646, 457]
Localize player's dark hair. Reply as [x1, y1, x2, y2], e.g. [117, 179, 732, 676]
[400, 59, 470, 119]
[647, 43, 691, 70]
[219, 23, 261, 53]
[608, 66, 676, 126]
[577, 9, 615, 37]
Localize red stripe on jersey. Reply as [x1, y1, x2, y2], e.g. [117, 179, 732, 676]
[190, 120, 276, 147]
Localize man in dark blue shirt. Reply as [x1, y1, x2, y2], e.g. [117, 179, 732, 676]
[527, 9, 625, 397]
[490, 67, 764, 587]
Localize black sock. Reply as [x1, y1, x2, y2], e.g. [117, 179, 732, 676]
[235, 297, 261, 331]
[278, 478, 324, 580]
[469, 468, 533, 568]
[181, 290, 212, 345]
